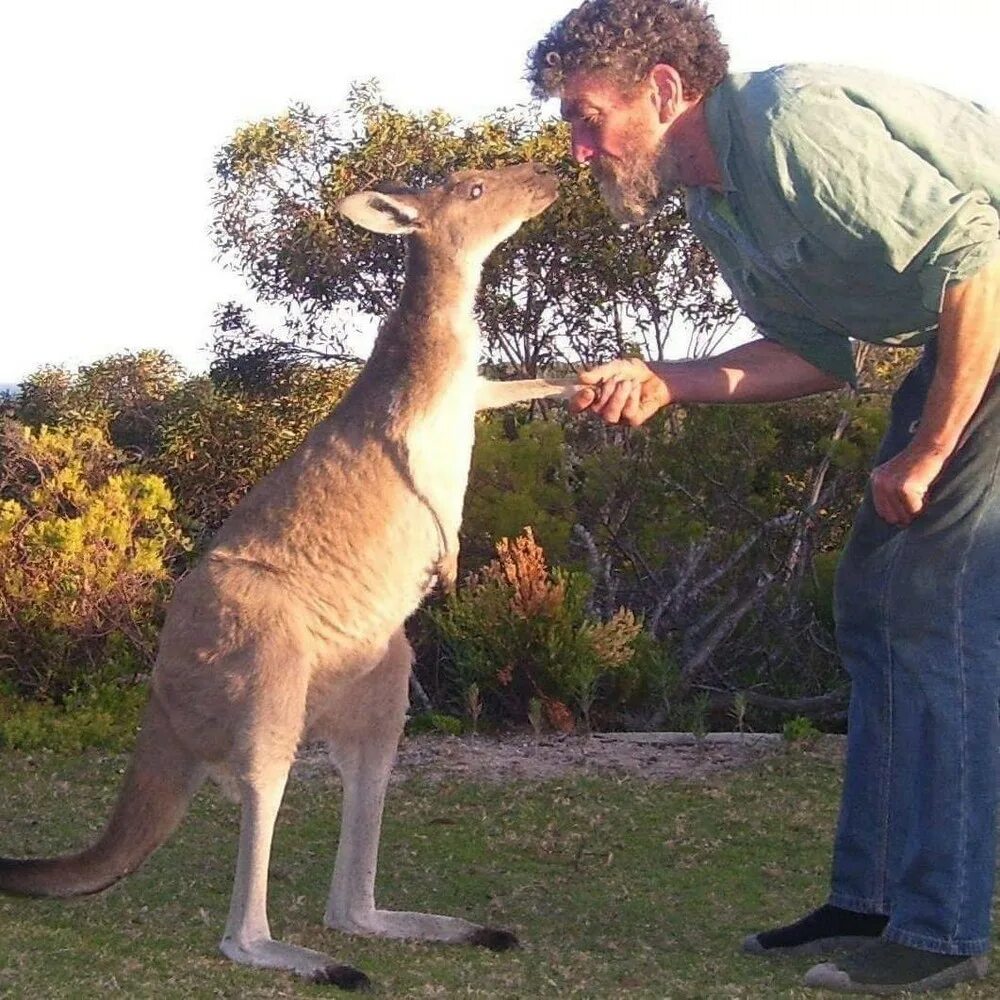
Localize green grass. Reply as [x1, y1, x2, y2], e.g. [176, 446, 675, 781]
[0, 744, 996, 998]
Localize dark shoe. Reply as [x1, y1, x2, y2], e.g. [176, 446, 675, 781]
[743, 904, 888, 957]
[804, 940, 988, 994]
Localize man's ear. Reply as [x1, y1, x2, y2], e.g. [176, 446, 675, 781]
[337, 189, 422, 235]
[649, 64, 686, 123]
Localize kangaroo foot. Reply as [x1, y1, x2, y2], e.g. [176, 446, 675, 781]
[326, 908, 519, 950]
[220, 935, 371, 990]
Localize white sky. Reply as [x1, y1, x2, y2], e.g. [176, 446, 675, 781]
[1, 0, 998, 382]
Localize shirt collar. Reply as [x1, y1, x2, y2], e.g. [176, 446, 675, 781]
[700, 78, 736, 193]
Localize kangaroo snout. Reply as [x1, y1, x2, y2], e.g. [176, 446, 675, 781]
[510, 160, 560, 207]
[526, 162, 560, 213]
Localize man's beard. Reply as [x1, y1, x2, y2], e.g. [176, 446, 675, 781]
[592, 132, 676, 226]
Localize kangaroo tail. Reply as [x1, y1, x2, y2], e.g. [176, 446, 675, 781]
[0, 692, 204, 898]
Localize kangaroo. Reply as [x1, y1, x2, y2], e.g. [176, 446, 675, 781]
[0, 162, 580, 990]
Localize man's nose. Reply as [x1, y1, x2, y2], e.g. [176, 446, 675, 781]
[570, 124, 595, 164]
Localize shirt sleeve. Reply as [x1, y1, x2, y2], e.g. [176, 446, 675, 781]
[766, 85, 1000, 315]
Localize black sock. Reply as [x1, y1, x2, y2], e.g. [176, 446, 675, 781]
[756, 904, 888, 950]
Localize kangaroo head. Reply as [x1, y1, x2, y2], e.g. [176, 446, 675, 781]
[338, 162, 559, 265]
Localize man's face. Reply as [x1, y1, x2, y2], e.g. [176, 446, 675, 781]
[560, 71, 674, 225]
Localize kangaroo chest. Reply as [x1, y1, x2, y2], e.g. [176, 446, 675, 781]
[401, 369, 477, 549]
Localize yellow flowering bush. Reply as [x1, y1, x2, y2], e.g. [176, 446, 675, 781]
[0, 421, 187, 698]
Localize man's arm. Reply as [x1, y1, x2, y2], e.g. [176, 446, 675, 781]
[869, 260, 1000, 526]
[573, 337, 844, 425]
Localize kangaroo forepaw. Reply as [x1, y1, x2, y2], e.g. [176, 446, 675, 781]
[434, 552, 459, 596]
[312, 964, 372, 991]
[467, 926, 520, 951]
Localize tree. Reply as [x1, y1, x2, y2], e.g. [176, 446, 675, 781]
[210, 83, 733, 375]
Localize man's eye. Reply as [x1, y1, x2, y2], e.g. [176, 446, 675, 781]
[470, 184, 484, 199]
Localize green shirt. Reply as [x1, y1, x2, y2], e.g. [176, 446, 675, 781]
[686, 64, 1000, 384]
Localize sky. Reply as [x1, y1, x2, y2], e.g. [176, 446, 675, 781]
[1, 0, 999, 383]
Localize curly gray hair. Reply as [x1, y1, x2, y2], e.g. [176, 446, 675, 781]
[527, 0, 729, 100]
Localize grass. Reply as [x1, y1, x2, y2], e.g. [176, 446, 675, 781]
[0, 743, 996, 998]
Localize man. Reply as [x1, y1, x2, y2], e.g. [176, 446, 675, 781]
[528, 0, 1000, 994]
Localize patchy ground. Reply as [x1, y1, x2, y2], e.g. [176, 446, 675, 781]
[294, 731, 842, 784]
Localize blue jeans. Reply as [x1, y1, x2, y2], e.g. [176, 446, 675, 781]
[829, 342, 1000, 955]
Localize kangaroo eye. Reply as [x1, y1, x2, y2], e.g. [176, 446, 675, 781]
[470, 183, 484, 199]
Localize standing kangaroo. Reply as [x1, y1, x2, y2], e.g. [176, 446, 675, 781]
[0, 162, 579, 990]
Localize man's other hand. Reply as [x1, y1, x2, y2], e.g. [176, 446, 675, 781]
[870, 445, 947, 527]
[570, 358, 672, 426]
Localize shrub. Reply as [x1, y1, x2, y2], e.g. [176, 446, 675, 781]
[16, 351, 187, 457]
[154, 365, 353, 542]
[0, 421, 187, 699]
[405, 712, 465, 737]
[424, 527, 649, 732]
[782, 715, 822, 745]
[0, 679, 147, 753]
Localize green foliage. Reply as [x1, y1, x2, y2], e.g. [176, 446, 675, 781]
[678, 691, 712, 740]
[527, 696, 544, 736]
[826, 401, 890, 472]
[211, 89, 733, 371]
[807, 549, 842, 633]
[1, 343, 894, 730]
[0, 680, 146, 753]
[17, 351, 187, 456]
[783, 715, 823, 744]
[0, 421, 187, 698]
[556, 387, 887, 709]
[405, 712, 465, 737]
[153, 365, 353, 540]
[221, 114, 309, 179]
[462, 414, 575, 568]
[14, 365, 74, 428]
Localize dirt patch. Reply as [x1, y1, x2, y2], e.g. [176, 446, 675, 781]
[294, 732, 834, 784]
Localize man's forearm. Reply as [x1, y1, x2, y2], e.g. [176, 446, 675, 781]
[649, 337, 845, 404]
[910, 261, 1000, 463]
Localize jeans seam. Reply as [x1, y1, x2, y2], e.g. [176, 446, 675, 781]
[951, 433, 1000, 940]
[952, 535, 970, 941]
[877, 529, 905, 907]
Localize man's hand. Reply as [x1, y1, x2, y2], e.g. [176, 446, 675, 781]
[571, 358, 672, 426]
[870, 261, 1000, 527]
[869, 445, 947, 527]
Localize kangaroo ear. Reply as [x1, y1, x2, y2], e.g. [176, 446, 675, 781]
[337, 190, 421, 235]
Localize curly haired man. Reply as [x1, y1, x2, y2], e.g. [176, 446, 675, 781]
[529, 1, 1000, 994]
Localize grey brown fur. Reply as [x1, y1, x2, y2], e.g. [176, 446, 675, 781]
[0, 162, 578, 987]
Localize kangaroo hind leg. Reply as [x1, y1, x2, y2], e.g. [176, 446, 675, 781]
[216, 638, 370, 990]
[218, 758, 370, 990]
[323, 629, 518, 951]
